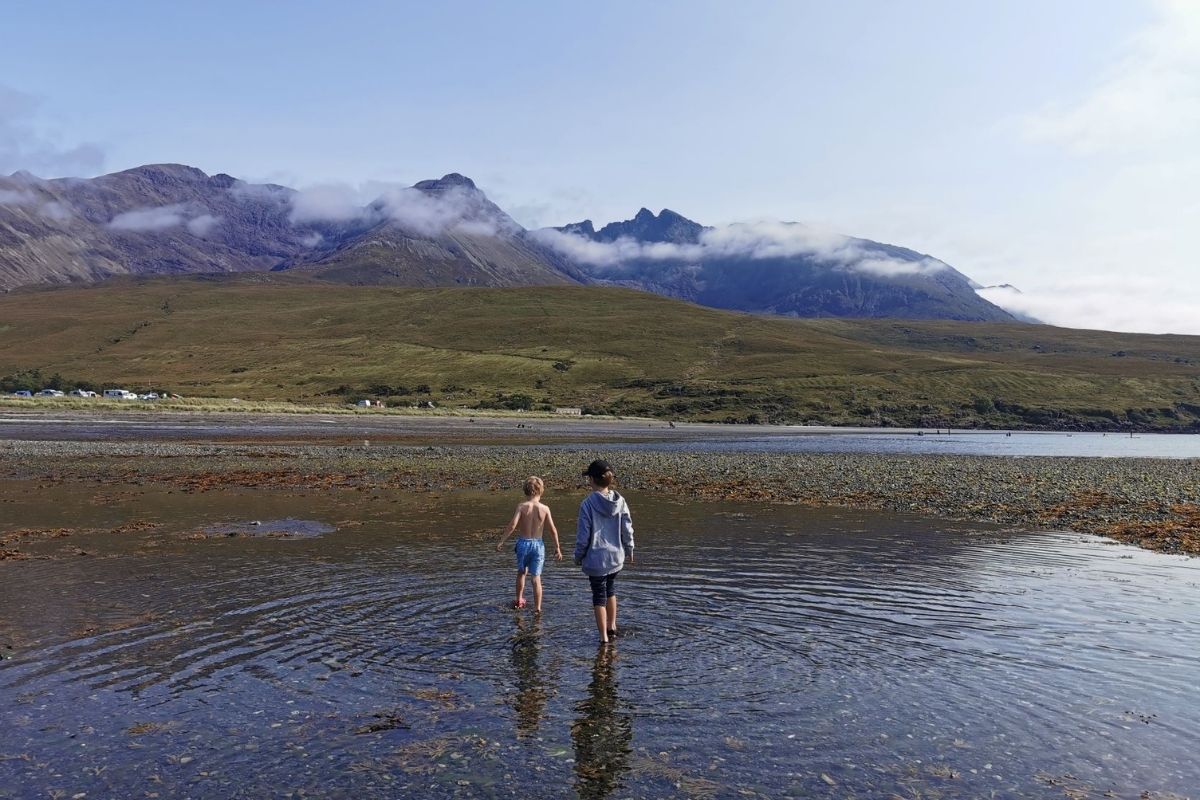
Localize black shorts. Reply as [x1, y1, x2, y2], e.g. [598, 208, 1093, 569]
[588, 571, 620, 607]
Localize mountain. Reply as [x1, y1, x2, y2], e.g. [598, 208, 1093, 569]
[0, 166, 581, 290]
[594, 207, 705, 244]
[544, 208, 1016, 322]
[0, 164, 320, 287]
[0, 163, 1014, 322]
[277, 173, 586, 286]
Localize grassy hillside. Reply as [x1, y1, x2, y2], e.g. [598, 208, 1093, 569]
[1, 274, 1199, 430]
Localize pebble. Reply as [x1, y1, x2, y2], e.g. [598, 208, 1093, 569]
[3, 439, 1197, 555]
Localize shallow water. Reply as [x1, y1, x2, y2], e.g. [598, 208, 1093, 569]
[1, 485, 1198, 798]
[3, 410, 1199, 457]
[573, 429, 1200, 459]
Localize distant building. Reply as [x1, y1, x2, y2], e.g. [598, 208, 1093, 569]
[555, 407, 582, 416]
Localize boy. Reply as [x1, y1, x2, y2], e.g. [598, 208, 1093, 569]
[497, 476, 562, 611]
[574, 460, 634, 645]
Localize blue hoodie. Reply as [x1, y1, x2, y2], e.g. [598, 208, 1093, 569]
[574, 490, 634, 577]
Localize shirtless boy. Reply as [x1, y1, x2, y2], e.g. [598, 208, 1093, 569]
[496, 476, 562, 611]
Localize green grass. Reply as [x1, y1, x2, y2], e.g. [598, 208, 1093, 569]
[2, 274, 1199, 429]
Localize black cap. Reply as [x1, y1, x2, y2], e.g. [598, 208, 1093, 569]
[582, 459, 613, 480]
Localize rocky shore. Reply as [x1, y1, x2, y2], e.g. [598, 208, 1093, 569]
[2, 438, 1198, 557]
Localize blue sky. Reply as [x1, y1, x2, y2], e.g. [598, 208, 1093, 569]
[2, 1, 1197, 332]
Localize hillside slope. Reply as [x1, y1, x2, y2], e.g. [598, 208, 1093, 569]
[0, 276, 1196, 429]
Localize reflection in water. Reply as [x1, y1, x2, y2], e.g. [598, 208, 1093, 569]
[511, 615, 549, 739]
[572, 647, 632, 800]
[2, 486, 1200, 798]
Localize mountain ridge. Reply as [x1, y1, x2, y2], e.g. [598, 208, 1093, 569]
[545, 208, 1016, 322]
[0, 163, 1017, 322]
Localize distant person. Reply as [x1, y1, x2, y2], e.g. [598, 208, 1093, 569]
[496, 476, 562, 611]
[574, 460, 635, 645]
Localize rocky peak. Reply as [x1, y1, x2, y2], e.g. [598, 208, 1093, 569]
[595, 207, 705, 245]
[208, 173, 238, 189]
[556, 219, 596, 237]
[118, 164, 210, 182]
[413, 173, 479, 194]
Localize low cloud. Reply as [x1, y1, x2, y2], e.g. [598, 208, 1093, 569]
[0, 84, 105, 176]
[228, 179, 291, 204]
[531, 219, 949, 276]
[528, 231, 653, 267]
[0, 188, 36, 205]
[977, 278, 1200, 335]
[379, 184, 514, 237]
[855, 256, 946, 277]
[287, 183, 362, 223]
[286, 179, 513, 238]
[0, 185, 73, 221]
[108, 203, 222, 235]
[186, 214, 219, 237]
[39, 201, 71, 221]
[108, 204, 188, 232]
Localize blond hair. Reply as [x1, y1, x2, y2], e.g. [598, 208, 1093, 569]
[523, 475, 545, 497]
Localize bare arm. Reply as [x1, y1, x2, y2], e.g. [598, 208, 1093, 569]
[546, 508, 562, 559]
[496, 507, 522, 551]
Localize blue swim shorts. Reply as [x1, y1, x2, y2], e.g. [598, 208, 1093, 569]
[514, 538, 546, 576]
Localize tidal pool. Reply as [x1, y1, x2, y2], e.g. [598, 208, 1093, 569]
[1, 484, 1197, 798]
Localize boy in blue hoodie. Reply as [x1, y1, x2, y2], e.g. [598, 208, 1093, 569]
[574, 460, 635, 645]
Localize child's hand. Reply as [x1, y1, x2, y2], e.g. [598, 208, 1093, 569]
[495, 541, 502, 551]
[555, 549, 563, 560]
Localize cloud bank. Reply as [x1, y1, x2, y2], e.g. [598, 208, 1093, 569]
[978, 279, 1200, 336]
[185, 214, 220, 237]
[531, 220, 949, 276]
[0, 188, 35, 205]
[108, 204, 189, 232]
[0, 183, 75, 221]
[108, 204, 220, 236]
[284, 180, 516, 238]
[38, 200, 72, 221]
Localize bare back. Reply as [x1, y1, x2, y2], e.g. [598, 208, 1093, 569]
[514, 500, 551, 539]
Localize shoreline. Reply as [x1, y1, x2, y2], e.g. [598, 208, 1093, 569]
[1, 406, 1198, 446]
[2, 438, 1197, 558]
[3, 402, 1199, 436]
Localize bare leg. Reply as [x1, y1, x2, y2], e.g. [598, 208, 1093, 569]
[593, 605, 609, 642]
[607, 595, 618, 634]
[515, 571, 526, 607]
[532, 576, 543, 613]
